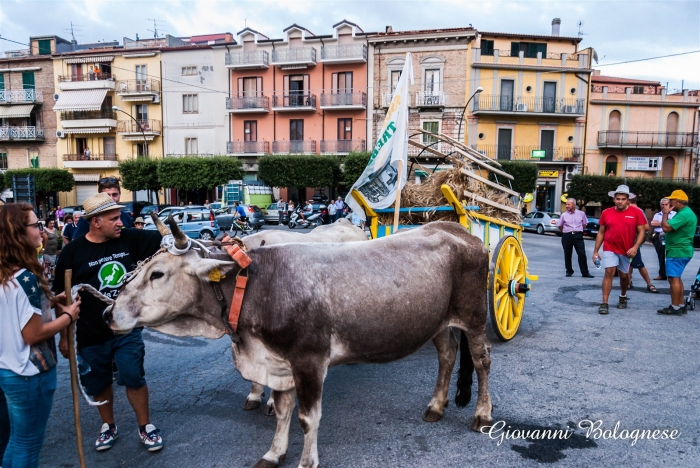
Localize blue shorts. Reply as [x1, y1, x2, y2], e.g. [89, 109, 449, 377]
[79, 329, 146, 396]
[630, 249, 645, 269]
[665, 258, 691, 278]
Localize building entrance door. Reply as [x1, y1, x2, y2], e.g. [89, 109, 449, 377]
[536, 184, 555, 212]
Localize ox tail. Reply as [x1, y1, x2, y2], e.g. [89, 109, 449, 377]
[454, 330, 474, 408]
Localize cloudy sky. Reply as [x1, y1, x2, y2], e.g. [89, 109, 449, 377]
[2, 0, 698, 91]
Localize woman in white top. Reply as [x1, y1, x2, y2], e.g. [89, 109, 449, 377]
[0, 203, 80, 467]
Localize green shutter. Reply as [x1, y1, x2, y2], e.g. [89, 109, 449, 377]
[511, 42, 520, 57]
[38, 40, 51, 55]
[22, 72, 35, 90]
[0, 153, 8, 170]
[0, 73, 4, 91]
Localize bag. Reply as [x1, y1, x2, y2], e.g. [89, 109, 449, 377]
[29, 339, 57, 373]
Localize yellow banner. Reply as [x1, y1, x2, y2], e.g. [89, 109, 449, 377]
[539, 170, 559, 178]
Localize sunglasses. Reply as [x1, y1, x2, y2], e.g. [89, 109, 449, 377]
[27, 222, 44, 232]
[99, 177, 120, 184]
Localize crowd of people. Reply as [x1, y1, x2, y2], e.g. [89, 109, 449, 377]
[275, 196, 366, 229]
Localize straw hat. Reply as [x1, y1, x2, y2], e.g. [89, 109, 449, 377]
[608, 184, 636, 199]
[134, 217, 145, 224]
[83, 192, 125, 219]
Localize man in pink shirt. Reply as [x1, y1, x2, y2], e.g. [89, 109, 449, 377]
[558, 198, 594, 278]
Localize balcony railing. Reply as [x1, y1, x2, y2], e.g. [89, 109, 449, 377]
[116, 79, 161, 93]
[63, 153, 117, 162]
[227, 141, 269, 154]
[0, 126, 45, 140]
[320, 44, 367, 62]
[416, 91, 445, 107]
[321, 139, 366, 154]
[116, 119, 162, 134]
[60, 109, 116, 120]
[0, 89, 43, 103]
[271, 47, 317, 65]
[58, 73, 115, 82]
[473, 95, 585, 115]
[226, 96, 270, 112]
[472, 145, 582, 162]
[320, 92, 367, 108]
[598, 131, 699, 148]
[272, 140, 317, 154]
[225, 51, 270, 68]
[272, 94, 316, 109]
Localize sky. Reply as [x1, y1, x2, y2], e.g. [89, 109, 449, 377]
[1, 0, 699, 91]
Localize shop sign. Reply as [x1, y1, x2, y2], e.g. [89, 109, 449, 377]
[626, 157, 662, 171]
[531, 149, 546, 159]
[538, 170, 559, 178]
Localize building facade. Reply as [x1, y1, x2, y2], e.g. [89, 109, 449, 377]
[584, 74, 700, 182]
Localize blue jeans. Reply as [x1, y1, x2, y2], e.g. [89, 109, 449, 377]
[0, 367, 57, 468]
[1, 386, 9, 463]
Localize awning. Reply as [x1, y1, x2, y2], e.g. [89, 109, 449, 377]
[53, 89, 109, 111]
[61, 127, 112, 134]
[73, 174, 102, 182]
[0, 104, 34, 118]
[64, 56, 114, 64]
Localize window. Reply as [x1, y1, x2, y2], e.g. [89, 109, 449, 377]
[135, 143, 149, 158]
[332, 72, 353, 93]
[38, 39, 51, 55]
[481, 39, 494, 56]
[28, 148, 39, 168]
[186, 211, 203, 221]
[290, 120, 304, 140]
[283, 75, 309, 106]
[422, 121, 439, 146]
[22, 71, 35, 90]
[605, 156, 618, 175]
[183, 94, 199, 113]
[185, 138, 198, 154]
[511, 42, 547, 58]
[0, 73, 4, 91]
[238, 77, 262, 97]
[70, 64, 83, 81]
[104, 137, 116, 156]
[0, 149, 7, 169]
[135, 65, 147, 83]
[181, 66, 198, 76]
[244, 121, 257, 142]
[424, 69, 440, 93]
[632, 86, 644, 94]
[391, 70, 401, 91]
[338, 118, 352, 140]
[135, 104, 148, 122]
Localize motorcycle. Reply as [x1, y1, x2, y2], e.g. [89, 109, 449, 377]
[288, 206, 324, 229]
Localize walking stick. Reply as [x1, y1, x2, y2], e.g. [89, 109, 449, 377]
[64, 270, 86, 468]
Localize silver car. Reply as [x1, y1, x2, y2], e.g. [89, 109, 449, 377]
[521, 212, 561, 235]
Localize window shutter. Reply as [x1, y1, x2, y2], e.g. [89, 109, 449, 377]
[238, 78, 243, 97]
[331, 73, 338, 94]
[303, 75, 309, 95]
[283, 75, 290, 93]
[0, 73, 4, 91]
[347, 72, 353, 92]
[22, 71, 35, 90]
[511, 42, 520, 57]
[256, 77, 262, 97]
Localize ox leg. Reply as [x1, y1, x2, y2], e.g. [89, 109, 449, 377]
[254, 389, 296, 468]
[423, 328, 458, 423]
[465, 327, 493, 432]
[294, 363, 326, 468]
[265, 393, 276, 416]
[244, 382, 264, 410]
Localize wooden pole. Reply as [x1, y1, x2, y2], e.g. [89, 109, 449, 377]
[392, 160, 404, 232]
[64, 270, 86, 468]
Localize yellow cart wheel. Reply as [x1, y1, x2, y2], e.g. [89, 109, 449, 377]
[489, 235, 528, 341]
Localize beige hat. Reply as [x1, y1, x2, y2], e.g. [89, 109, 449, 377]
[83, 192, 125, 219]
[134, 217, 145, 224]
[608, 184, 636, 199]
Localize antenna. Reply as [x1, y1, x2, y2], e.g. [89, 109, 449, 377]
[245, 18, 247, 28]
[577, 21, 587, 37]
[63, 21, 83, 43]
[145, 18, 167, 38]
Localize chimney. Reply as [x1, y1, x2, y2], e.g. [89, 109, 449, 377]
[551, 18, 561, 36]
[385, 26, 393, 34]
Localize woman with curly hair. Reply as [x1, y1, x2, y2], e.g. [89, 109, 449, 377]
[0, 203, 80, 467]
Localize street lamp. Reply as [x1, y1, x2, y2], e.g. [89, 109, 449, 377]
[112, 105, 148, 159]
[456, 86, 483, 148]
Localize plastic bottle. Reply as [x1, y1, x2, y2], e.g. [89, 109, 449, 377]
[595, 258, 601, 270]
[77, 354, 91, 375]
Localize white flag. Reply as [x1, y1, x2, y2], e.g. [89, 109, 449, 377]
[346, 52, 414, 217]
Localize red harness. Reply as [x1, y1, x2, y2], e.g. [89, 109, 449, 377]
[220, 235, 251, 333]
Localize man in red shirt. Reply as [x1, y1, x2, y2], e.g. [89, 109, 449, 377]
[592, 185, 647, 314]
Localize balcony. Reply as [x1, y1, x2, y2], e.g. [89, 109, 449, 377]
[225, 51, 270, 69]
[271, 48, 317, 67]
[416, 91, 445, 108]
[60, 109, 117, 132]
[598, 131, 698, 149]
[473, 95, 585, 116]
[473, 145, 582, 162]
[321, 139, 366, 154]
[57, 73, 116, 91]
[320, 44, 367, 64]
[62, 153, 118, 169]
[226, 96, 270, 113]
[0, 89, 43, 104]
[116, 119, 162, 140]
[381, 90, 412, 108]
[0, 126, 45, 141]
[227, 141, 269, 155]
[272, 140, 317, 154]
[271, 94, 316, 111]
[116, 79, 161, 102]
[320, 91, 367, 110]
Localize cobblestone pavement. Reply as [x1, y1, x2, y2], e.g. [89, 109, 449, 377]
[40, 228, 700, 467]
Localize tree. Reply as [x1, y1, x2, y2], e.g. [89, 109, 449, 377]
[119, 159, 162, 193]
[257, 155, 340, 188]
[0, 171, 5, 190]
[3, 168, 75, 195]
[489, 161, 538, 194]
[157, 156, 243, 190]
[342, 152, 371, 188]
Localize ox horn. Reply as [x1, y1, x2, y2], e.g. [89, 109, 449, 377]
[150, 211, 171, 236]
[166, 214, 190, 250]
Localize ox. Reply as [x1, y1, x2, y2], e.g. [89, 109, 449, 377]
[106, 219, 493, 468]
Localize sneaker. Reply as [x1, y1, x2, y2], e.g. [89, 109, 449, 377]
[617, 295, 629, 309]
[598, 303, 609, 315]
[139, 424, 164, 452]
[95, 423, 118, 451]
[657, 305, 685, 315]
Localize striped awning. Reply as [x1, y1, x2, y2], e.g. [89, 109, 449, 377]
[0, 104, 34, 118]
[64, 56, 114, 64]
[73, 174, 102, 182]
[53, 89, 109, 111]
[61, 127, 112, 134]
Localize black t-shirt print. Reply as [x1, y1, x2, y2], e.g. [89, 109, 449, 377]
[53, 229, 162, 349]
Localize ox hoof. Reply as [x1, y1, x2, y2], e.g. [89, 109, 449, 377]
[264, 403, 276, 416]
[253, 454, 285, 468]
[422, 407, 443, 423]
[471, 415, 494, 432]
[243, 399, 261, 411]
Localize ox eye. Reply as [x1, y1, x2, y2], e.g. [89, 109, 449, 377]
[150, 271, 164, 281]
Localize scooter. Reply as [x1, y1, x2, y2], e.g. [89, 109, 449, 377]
[288, 207, 324, 229]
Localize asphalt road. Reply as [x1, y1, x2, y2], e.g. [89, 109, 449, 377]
[40, 227, 700, 467]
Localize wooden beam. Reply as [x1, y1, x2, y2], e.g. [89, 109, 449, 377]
[417, 129, 504, 167]
[461, 168, 519, 197]
[408, 139, 513, 180]
[464, 190, 521, 215]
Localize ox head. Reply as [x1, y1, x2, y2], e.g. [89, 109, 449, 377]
[105, 213, 237, 339]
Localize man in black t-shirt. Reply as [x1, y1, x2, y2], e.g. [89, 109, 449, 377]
[54, 193, 164, 453]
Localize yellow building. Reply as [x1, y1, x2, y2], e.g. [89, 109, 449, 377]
[53, 42, 167, 206]
[466, 19, 593, 212]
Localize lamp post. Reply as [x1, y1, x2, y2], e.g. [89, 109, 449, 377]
[457, 86, 483, 148]
[112, 106, 148, 159]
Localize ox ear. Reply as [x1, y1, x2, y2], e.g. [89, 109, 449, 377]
[185, 258, 238, 281]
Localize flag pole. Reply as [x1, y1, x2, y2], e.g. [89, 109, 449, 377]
[392, 161, 403, 232]
[64, 270, 86, 468]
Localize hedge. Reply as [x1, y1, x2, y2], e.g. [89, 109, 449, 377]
[257, 155, 340, 188]
[157, 156, 243, 190]
[488, 161, 539, 194]
[342, 152, 371, 187]
[119, 159, 162, 192]
[3, 168, 75, 194]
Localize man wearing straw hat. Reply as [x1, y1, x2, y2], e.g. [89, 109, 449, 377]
[592, 185, 647, 315]
[53, 193, 164, 452]
[657, 189, 697, 315]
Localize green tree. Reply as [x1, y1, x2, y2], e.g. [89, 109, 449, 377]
[157, 156, 243, 190]
[489, 161, 538, 194]
[119, 159, 162, 192]
[4, 168, 75, 194]
[257, 155, 340, 188]
[342, 152, 371, 188]
[0, 171, 5, 190]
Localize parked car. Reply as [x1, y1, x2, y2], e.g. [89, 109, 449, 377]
[140, 204, 172, 219]
[263, 203, 291, 225]
[121, 201, 152, 221]
[143, 206, 184, 224]
[215, 205, 265, 231]
[583, 217, 600, 238]
[62, 205, 83, 217]
[208, 202, 222, 211]
[521, 212, 561, 235]
[145, 207, 219, 240]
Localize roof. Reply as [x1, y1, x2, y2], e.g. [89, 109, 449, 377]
[478, 31, 582, 43]
[591, 75, 661, 86]
[188, 33, 234, 44]
[236, 27, 269, 39]
[370, 27, 475, 38]
[282, 24, 315, 36]
[53, 89, 109, 111]
[332, 20, 363, 32]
